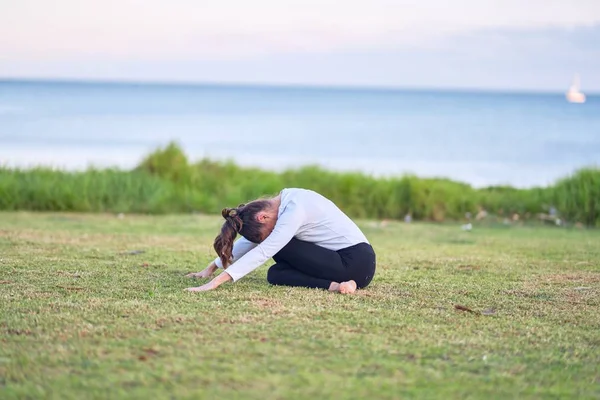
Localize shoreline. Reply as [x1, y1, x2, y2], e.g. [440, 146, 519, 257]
[4, 77, 599, 97]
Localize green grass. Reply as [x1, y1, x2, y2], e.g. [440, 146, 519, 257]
[1, 212, 599, 399]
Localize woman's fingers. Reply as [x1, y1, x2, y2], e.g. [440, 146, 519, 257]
[184, 283, 213, 292]
[185, 267, 215, 279]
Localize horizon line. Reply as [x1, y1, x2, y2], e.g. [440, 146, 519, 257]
[2, 76, 596, 97]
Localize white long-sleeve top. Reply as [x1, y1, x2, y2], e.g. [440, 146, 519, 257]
[213, 188, 369, 282]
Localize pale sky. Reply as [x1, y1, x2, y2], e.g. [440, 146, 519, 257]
[1, 0, 599, 91]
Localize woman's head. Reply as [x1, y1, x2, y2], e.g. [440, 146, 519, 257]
[213, 199, 276, 268]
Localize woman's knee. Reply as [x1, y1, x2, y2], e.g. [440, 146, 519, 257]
[354, 257, 376, 289]
[267, 264, 285, 285]
[355, 271, 374, 289]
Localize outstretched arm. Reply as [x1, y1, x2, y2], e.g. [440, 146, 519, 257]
[184, 201, 305, 291]
[185, 237, 258, 279]
[185, 261, 218, 279]
[185, 269, 232, 292]
[213, 237, 258, 268]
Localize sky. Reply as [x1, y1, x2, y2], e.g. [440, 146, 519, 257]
[1, 0, 599, 91]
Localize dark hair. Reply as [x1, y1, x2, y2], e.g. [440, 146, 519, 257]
[213, 200, 271, 268]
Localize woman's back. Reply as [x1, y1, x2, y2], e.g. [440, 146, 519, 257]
[280, 188, 369, 250]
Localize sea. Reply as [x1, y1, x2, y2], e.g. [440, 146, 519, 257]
[1, 80, 598, 188]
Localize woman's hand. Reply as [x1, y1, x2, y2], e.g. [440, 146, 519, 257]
[185, 262, 217, 279]
[184, 282, 216, 292]
[184, 271, 232, 292]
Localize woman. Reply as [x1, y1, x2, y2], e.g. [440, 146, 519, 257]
[185, 188, 376, 294]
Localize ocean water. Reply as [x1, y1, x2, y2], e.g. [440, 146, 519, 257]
[1, 80, 599, 187]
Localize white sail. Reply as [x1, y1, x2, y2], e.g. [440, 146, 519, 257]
[566, 73, 586, 103]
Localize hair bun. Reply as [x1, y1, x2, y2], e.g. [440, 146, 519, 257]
[222, 207, 237, 219]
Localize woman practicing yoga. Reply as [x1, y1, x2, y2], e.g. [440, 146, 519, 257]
[185, 188, 376, 293]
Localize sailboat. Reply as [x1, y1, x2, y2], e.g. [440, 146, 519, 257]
[566, 74, 586, 104]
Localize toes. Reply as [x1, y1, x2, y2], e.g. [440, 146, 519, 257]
[339, 280, 357, 294]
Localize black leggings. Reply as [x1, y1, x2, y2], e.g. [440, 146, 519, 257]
[267, 238, 376, 290]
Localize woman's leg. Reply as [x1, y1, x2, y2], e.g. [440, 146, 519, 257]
[267, 262, 333, 289]
[272, 238, 351, 282]
[267, 238, 375, 291]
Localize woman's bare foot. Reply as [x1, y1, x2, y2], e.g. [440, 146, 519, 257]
[338, 280, 357, 294]
[328, 280, 357, 294]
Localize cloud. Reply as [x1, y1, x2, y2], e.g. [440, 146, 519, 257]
[2, 0, 600, 60]
[1, 2, 599, 90]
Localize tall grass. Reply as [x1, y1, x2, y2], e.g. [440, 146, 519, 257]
[552, 168, 600, 227]
[0, 167, 178, 213]
[1, 142, 599, 226]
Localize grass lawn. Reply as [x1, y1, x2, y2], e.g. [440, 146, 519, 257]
[1, 212, 599, 399]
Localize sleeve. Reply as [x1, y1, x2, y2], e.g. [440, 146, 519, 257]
[213, 237, 258, 268]
[223, 202, 305, 282]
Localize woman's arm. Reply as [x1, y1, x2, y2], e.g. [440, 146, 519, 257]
[185, 261, 218, 278]
[213, 237, 258, 268]
[185, 270, 232, 292]
[185, 237, 258, 279]
[216, 203, 306, 281]
[184, 201, 305, 291]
